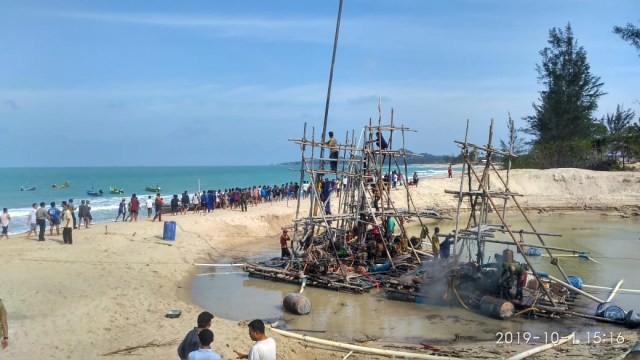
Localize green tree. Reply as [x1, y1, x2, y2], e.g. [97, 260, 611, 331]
[613, 22, 640, 55]
[499, 112, 527, 155]
[601, 105, 638, 166]
[524, 23, 606, 168]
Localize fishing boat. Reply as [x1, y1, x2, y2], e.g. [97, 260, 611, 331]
[110, 187, 125, 194]
[145, 185, 161, 192]
[87, 189, 104, 196]
[51, 181, 70, 189]
[20, 185, 36, 191]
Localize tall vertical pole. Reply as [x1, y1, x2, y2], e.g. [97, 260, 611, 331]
[318, 0, 344, 165]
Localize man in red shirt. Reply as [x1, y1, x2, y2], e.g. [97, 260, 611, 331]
[280, 229, 291, 259]
[128, 194, 140, 222]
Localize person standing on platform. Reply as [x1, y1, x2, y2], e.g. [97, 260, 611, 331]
[432, 227, 441, 260]
[280, 229, 291, 258]
[326, 131, 339, 172]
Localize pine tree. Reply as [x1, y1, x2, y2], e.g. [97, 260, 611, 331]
[613, 22, 640, 55]
[524, 24, 606, 168]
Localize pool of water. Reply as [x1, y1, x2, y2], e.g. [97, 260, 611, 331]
[191, 214, 640, 344]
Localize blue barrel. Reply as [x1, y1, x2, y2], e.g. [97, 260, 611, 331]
[163, 221, 176, 240]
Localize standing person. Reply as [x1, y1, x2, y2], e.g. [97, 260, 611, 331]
[326, 131, 339, 172]
[0, 208, 10, 239]
[233, 319, 276, 360]
[191, 192, 201, 213]
[115, 198, 127, 222]
[177, 311, 214, 360]
[62, 202, 73, 245]
[27, 203, 38, 237]
[181, 191, 190, 215]
[171, 195, 180, 215]
[77, 200, 85, 229]
[432, 227, 441, 260]
[152, 193, 164, 222]
[145, 196, 154, 218]
[85, 200, 93, 227]
[68, 199, 77, 229]
[279, 229, 291, 259]
[35, 202, 49, 241]
[48, 202, 61, 236]
[412, 172, 419, 187]
[448, 164, 453, 178]
[1, 298, 8, 349]
[128, 194, 140, 222]
[188, 329, 222, 360]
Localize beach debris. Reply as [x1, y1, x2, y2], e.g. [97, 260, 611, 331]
[101, 338, 179, 356]
[505, 332, 575, 360]
[164, 309, 182, 318]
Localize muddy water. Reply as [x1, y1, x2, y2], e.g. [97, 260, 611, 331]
[191, 214, 640, 344]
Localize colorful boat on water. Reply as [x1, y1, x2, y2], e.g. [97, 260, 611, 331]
[20, 185, 36, 191]
[145, 185, 161, 192]
[110, 187, 125, 194]
[52, 181, 70, 189]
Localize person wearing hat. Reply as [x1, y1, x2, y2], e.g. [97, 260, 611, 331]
[279, 228, 291, 259]
[178, 311, 214, 360]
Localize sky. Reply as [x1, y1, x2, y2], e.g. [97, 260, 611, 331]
[1, 0, 638, 167]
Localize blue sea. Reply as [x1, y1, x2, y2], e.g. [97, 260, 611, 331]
[1, 164, 449, 234]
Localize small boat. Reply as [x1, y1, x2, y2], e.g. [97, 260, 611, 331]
[52, 181, 70, 189]
[110, 187, 125, 194]
[87, 189, 104, 196]
[20, 185, 36, 191]
[146, 185, 161, 192]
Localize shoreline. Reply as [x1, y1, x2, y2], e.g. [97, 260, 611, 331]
[1, 168, 639, 359]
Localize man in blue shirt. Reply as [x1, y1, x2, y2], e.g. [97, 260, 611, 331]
[188, 329, 221, 360]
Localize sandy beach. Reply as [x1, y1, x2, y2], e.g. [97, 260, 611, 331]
[1, 168, 639, 359]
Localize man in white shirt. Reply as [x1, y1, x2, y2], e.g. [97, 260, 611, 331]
[233, 319, 276, 360]
[27, 203, 38, 237]
[145, 196, 154, 218]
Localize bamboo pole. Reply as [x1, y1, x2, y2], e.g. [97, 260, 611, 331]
[269, 327, 464, 360]
[547, 275, 605, 304]
[606, 279, 624, 302]
[582, 284, 640, 294]
[452, 120, 470, 265]
[478, 239, 585, 254]
[505, 333, 575, 360]
[463, 156, 558, 307]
